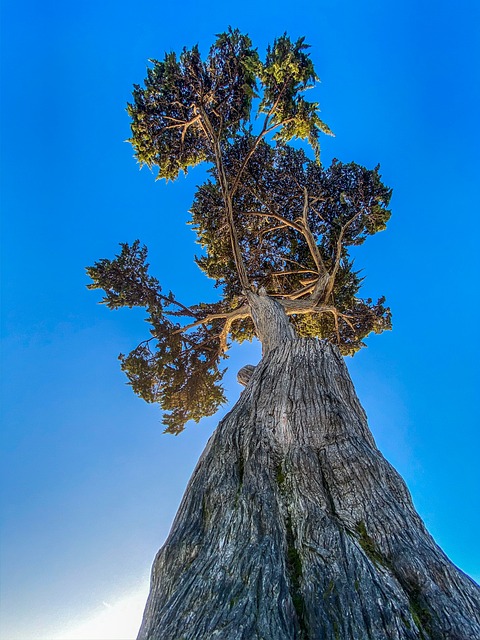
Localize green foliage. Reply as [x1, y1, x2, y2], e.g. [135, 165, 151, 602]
[193, 144, 392, 293]
[128, 28, 259, 180]
[87, 242, 226, 434]
[192, 143, 392, 354]
[86, 240, 162, 309]
[259, 34, 332, 159]
[127, 29, 331, 181]
[88, 29, 393, 432]
[294, 295, 392, 356]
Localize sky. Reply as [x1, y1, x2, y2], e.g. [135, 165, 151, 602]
[1, 1, 479, 638]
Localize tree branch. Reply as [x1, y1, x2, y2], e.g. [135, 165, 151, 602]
[172, 304, 250, 335]
[259, 223, 289, 238]
[241, 209, 303, 234]
[323, 209, 363, 301]
[298, 186, 328, 277]
[157, 293, 198, 318]
[270, 269, 318, 277]
[170, 295, 354, 349]
[197, 107, 251, 293]
[229, 72, 301, 199]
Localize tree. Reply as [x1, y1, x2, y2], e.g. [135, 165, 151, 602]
[88, 30, 480, 639]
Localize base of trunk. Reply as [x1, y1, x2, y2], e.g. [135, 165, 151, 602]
[137, 339, 480, 640]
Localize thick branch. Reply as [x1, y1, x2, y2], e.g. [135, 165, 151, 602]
[171, 296, 348, 349]
[297, 187, 328, 277]
[247, 291, 297, 354]
[242, 188, 330, 302]
[310, 272, 331, 305]
[271, 269, 318, 277]
[214, 140, 251, 292]
[172, 304, 250, 335]
[280, 297, 343, 318]
[198, 108, 251, 293]
[324, 209, 363, 301]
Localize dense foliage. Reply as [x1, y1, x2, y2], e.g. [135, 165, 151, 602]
[87, 29, 392, 433]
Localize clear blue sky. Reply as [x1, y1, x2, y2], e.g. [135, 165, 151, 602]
[1, 1, 479, 638]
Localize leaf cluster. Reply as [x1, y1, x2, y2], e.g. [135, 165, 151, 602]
[87, 241, 226, 433]
[259, 36, 332, 157]
[128, 30, 258, 180]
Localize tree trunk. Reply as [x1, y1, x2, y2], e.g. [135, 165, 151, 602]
[137, 296, 480, 639]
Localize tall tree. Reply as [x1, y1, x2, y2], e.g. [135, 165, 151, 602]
[88, 29, 480, 639]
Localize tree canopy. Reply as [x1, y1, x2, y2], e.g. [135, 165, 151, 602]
[87, 28, 392, 434]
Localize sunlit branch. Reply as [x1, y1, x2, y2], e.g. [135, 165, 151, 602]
[324, 209, 363, 301]
[241, 209, 303, 234]
[270, 269, 318, 277]
[172, 304, 250, 335]
[298, 186, 327, 276]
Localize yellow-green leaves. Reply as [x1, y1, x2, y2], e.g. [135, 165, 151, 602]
[257, 35, 333, 160]
[127, 30, 333, 182]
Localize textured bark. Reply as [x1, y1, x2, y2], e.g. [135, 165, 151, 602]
[137, 300, 480, 640]
[246, 291, 297, 355]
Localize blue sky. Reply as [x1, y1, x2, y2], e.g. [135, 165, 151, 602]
[1, 1, 479, 638]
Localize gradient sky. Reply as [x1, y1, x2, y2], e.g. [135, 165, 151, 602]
[1, 1, 479, 638]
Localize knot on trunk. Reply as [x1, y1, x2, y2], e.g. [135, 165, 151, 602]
[237, 364, 256, 387]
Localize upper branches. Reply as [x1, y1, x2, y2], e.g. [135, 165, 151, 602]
[128, 29, 332, 180]
[127, 30, 258, 180]
[127, 29, 333, 292]
[88, 29, 393, 432]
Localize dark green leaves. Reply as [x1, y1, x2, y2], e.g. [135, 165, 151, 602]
[128, 48, 210, 180]
[120, 329, 226, 435]
[318, 161, 392, 251]
[87, 242, 227, 434]
[86, 240, 160, 309]
[127, 28, 259, 180]
[191, 144, 391, 308]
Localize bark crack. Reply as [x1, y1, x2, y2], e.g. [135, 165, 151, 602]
[285, 511, 309, 639]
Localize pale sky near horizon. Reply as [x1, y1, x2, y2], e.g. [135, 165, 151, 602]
[1, 1, 479, 638]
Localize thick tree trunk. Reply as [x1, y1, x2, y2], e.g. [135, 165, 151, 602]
[137, 296, 480, 639]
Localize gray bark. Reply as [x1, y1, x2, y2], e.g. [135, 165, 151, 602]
[137, 296, 480, 639]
